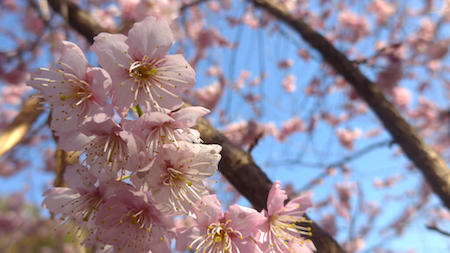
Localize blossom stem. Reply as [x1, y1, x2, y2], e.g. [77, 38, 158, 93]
[136, 104, 143, 117]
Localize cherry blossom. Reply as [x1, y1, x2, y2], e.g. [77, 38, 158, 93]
[94, 186, 173, 253]
[76, 113, 141, 177]
[336, 128, 362, 150]
[130, 106, 209, 157]
[91, 17, 195, 115]
[256, 181, 316, 253]
[132, 142, 221, 215]
[282, 74, 297, 93]
[27, 41, 112, 146]
[42, 164, 126, 245]
[176, 194, 265, 253]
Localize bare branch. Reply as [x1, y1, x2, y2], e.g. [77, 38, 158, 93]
[426, 224, 450, 237]
[180, 0, 210, 12]
[53, 147, 79, 187]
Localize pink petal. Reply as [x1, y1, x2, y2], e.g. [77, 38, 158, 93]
[127, 16, 174, 60]
[267, 181, 288, 216]
[175, 226, 202, 252]
[86, 67, 112, 106]
[111, 78, 136, 116]
[157, 54, 196, 94]
[42, 188, 79, 215]
[91, 33, 130, 81]
[284, 192, 313, 213]
[63, 164, 96, 192]
[57, 130, 92, 151]
[195, 195, 223, 227]
[58, 41, 88, 79]
[80, 115, 121, 136]
[233, 238, 263, 253]
[227, 204, 266, 238]
[289, 238, 316, 253]
[171, 106, 210, 128]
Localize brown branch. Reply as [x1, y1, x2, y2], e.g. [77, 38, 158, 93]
[250, 0, 450, 209]
[426, 224, 450, 237]
[180, 0, 210, 12]
[47, 0, 107, 43]
[53, 147, 79, 187]
[0, 97, 43, 158]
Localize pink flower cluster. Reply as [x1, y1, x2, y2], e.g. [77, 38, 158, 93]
[28, 17, 315, 253]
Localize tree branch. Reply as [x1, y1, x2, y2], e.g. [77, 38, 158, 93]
[249, 0, 450, 209]
[0, 97, 43, 158]
[426, 224, 450, 237]
[180, 0, 210, 12]
[47, 0, 107, 43]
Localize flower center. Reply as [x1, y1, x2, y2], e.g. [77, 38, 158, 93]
[120, 209, 152, 232]
[188, 220, 243, 253]
[130, 61, 157, 80]
[163, 167, 193, 186]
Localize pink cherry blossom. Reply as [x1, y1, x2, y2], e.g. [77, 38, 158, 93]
[0, 83, 31, 106]
[256, 181, 316, 253]
[27, 41, 112, 143]
[338, 10, 370, 42]
[132, 142, 221, 215]
[176, 195, 265, 253]
[136, 0, 181, 22]
[278, 116, 306, 141]
[91, 17, 195, 115]
[321, 214, 337, 237]
[94, 186, 173, 253]
[282, 74, 297, 93]
[118, 0, 139, 20]
[336, 128, 362, 150]
[42, 164, 125, 245]
[233, 70, 251, 90]
[368, 0, 396, 25]
[131, 106, 209, 157]
[392, 86, 412, 108]
[79, 114, 139, 176]
[194, 81, 226, 110]
[376, 55, 403, 92]
[223, 120, 268, 148]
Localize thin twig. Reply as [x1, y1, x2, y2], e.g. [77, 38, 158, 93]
[426, 224, 450, 237]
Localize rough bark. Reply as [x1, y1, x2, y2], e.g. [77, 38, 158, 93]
[47, 0, 108, 43]
[250, 0, 450, 209]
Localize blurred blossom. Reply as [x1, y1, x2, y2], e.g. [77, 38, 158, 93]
[278, 59, 294, 69]
[194, 81, 225, 110]
[321, 214, 337, 236]
[338, 10, 370, 42]
[337, 128, 362, 150]
[278, 116, 306, 141]
[392, 86, 412, 108]
[368, 0, 396, 25]
[282, 74, 297, 93]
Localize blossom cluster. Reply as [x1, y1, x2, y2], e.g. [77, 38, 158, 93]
[27, 17, 315, 253]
